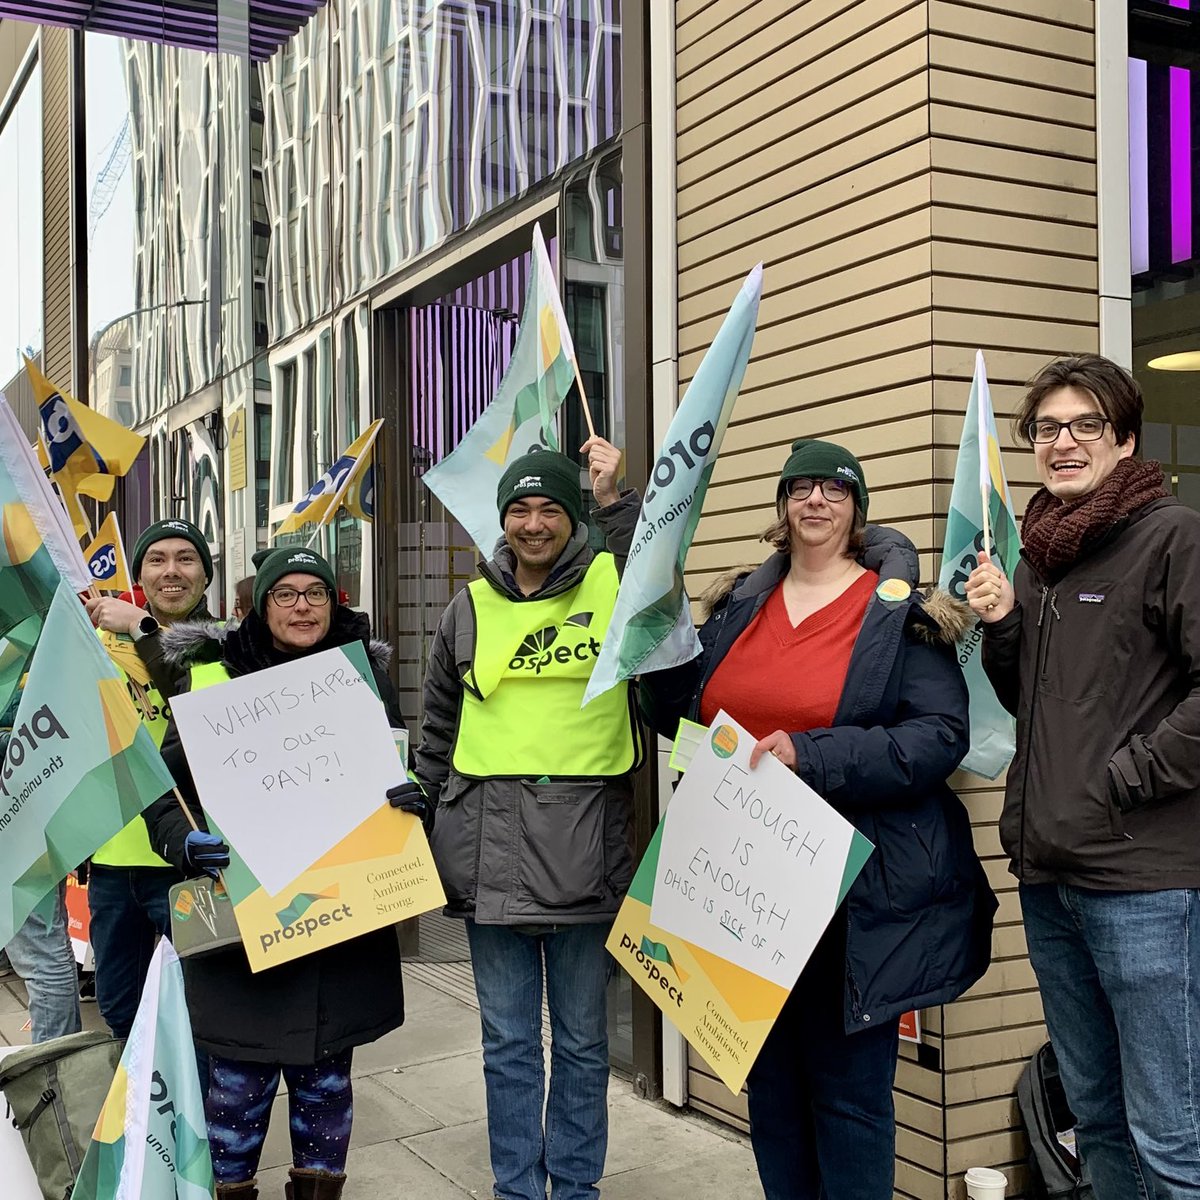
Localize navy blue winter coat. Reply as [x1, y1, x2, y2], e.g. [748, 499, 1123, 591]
[641, 526, 996, 1035]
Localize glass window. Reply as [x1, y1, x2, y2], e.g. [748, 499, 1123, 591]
[1130, 4, 1200, 508]
[0, 57, 42, 381]
[274, 361, 297, 504]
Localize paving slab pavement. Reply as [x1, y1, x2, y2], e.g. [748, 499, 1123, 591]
[0, 968, 764, 1199]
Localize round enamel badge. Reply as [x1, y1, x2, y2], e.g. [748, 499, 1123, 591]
[876, 579, 911, 603]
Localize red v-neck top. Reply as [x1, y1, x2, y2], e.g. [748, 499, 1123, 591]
[699, 570, 878, 739]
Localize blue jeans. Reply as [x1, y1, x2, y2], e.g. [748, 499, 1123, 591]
[746, 919, 900, 1200]
[87, 865, 174, 1040]
[5, 886, 81, 1043]
[1021, 883, 1200, 1200]
[466, 920, 613, 1200]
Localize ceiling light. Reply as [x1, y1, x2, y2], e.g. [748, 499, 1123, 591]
[1147, 351, 1200, 371]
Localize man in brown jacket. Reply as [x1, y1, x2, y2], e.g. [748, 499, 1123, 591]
[967, 354, 1200, 1199]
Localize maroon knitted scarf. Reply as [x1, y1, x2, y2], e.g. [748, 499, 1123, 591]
[1021, 457, 1169, 577]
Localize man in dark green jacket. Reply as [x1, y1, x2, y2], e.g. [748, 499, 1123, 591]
[967, 354, 1200, 1199]
[413, 437, 641, 1200]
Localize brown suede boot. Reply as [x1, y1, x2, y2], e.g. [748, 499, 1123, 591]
[284, 1167, 346, 1199]
[215, 1183, 258, 1200]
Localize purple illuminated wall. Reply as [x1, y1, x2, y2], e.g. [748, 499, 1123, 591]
[1130, 54, 1199, 274]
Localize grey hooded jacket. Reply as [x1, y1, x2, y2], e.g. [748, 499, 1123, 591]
[414, 491, 644, 924]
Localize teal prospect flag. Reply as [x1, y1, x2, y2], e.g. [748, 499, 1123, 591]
[74, 941, 215, 1199]
[422, 223, 578, 554]
[582, 264, 763, 706]
[937, 350, 1021, 779]
[0, 581, 175, 945]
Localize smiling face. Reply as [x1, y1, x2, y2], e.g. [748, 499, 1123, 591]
[265, 572, 333, 652]
[786, 478, 856, 557]
[138, 538, 207, 624]
[1033, 384, 1135, 501]
[502, 496, 574, 577]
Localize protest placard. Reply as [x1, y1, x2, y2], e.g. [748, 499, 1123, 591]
[169, 642, 445, 971]
[171, 643, 403, 896]
[608, 713, 873, 1093]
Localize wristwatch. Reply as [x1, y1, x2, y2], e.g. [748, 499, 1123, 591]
[131, 615, 161, 642]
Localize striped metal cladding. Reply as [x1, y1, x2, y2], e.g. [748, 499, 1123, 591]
[0, 1, 325, 61]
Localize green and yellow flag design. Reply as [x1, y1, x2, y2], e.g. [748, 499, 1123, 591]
[74, 941, 215, 1199]
[0, 581, 175, 947]
[422, 223, 579, 553]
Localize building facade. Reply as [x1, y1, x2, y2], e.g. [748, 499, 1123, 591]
[2, 0, 1198, 1195]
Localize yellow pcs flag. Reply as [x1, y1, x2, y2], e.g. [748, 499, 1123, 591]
[82, 512, 132, 593]
[276, 420, 383, 535]
[24, 357, 146, 537]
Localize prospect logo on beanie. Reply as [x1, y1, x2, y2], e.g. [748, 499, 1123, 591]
[252, 546, 338, 615]
[131, 518, 213, 584]
[496, 450, 584, 529]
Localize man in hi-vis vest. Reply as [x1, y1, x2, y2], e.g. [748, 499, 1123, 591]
[83, 518, 214, 1038]
[410, 437, 641, 1200]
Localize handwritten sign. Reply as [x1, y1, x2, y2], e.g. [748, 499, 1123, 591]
[650, 712, 863, 989]
[610, 712, 873, 1093]
[170, 644, 404, 896]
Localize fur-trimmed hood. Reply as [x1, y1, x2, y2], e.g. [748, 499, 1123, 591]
[697, 525, 971, 647]
[160, 608, 393, 675]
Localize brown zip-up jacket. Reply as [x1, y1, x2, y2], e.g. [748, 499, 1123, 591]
[982, 496, 1200, 889]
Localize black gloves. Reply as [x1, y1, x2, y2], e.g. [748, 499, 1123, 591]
[183, 830, 230, 878]
[387, 780, 434, 835]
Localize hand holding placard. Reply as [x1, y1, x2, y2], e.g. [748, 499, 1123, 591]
[649, 712, 869, 990]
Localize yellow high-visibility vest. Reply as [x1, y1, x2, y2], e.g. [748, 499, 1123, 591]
[451, 554, 639, 779]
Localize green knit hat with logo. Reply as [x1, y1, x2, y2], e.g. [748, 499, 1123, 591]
[777, 438, 869, 517]
[131, 518, 213, 584]
[251, 547, 338, 616]
[496, 450, 584, 528]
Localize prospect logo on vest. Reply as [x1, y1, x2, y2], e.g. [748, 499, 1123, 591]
[509, 611, 600, 672]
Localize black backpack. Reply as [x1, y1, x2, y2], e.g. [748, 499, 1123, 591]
[1016, 1041, 1094, 1200]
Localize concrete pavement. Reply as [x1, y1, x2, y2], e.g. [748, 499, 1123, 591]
[0, 964, 765, 1198]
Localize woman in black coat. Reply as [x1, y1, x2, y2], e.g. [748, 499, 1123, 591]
[145, 548, 409, 1200]
[642, 440, 995, 1200]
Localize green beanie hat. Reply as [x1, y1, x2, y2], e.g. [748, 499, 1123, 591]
[132, 518, 213, 584]
[496, 450, 583, 529]
[251, 547, 338, 616]
[778, 438, 869, 517]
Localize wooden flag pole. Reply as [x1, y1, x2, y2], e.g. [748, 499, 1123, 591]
[173, 786, 229, 890]
[573, 359, 597, 441]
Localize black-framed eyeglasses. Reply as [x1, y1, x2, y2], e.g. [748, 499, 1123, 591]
[267, 585, 332, 608]
[1025, 416, 1111, 444]
[784, 476, 854, 503]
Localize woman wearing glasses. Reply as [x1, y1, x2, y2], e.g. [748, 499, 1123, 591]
[966, 356, 1200, 1199]
[641, 439, 995, 1200]
[144, 546, 411, 1200]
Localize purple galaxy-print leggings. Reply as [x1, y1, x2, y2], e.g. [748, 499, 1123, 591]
[205, 1049, 354, 1183]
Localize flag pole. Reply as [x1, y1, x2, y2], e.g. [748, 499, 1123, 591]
[572, 359, 596, 440]
[173, 786, 229, 890]
[980, 484, 993, 560]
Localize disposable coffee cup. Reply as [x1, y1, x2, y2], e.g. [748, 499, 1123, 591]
[964, 1166, 1007, 1200]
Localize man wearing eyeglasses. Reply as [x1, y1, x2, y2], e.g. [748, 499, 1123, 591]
[966, 354, 1200, 1198]
[81, 518, 216, 1040]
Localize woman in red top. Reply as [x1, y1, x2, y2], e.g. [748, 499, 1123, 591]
[643, 439, 995, 1200]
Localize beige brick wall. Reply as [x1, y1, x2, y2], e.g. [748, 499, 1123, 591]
[674, 1, 1102, 1194]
